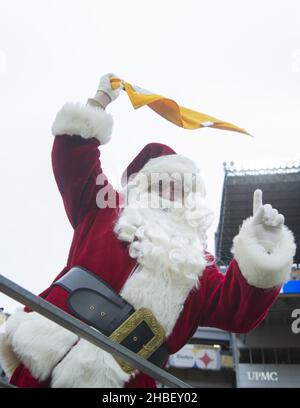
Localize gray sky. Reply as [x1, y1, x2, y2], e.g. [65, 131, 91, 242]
[1, 0, 300, 312]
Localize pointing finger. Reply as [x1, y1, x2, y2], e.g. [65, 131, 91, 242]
[253, 189, 263, 216]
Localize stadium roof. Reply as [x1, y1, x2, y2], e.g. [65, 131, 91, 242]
[215, 161, 300, 266]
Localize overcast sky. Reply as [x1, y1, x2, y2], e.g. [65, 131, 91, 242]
[1, 0, 300, 312]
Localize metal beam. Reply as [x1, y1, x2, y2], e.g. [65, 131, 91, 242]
[0, 378, 16, 388]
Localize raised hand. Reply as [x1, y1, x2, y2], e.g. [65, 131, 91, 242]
[88, 73, 124, 110]
[97, 73, 123, 103]
[251, 189, 285, 252]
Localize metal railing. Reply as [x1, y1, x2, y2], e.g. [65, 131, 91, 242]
[0, 274, 191, 388]
[0, 378, 16, 388]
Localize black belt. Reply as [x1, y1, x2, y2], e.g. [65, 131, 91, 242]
[54, 266, 169, 372]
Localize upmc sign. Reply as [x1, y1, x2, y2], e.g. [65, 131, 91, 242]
[238, 364, 300, 388]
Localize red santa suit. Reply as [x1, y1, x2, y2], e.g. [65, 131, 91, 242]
[0, 102, 295, 388]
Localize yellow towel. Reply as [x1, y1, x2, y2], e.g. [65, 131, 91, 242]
[110, 77, 250, 136]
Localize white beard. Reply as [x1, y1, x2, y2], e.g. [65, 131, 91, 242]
[114, 191, 214, 337]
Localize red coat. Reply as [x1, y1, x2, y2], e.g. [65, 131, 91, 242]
[9, 135, 280, 388]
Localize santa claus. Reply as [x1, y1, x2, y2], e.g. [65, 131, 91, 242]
[0, 74, 296, 388]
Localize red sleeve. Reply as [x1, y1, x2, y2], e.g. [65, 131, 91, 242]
[196, 255, 281, 333]
[51, 135, 113, 228]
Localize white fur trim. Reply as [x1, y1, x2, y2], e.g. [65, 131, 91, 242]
[51, 339, 130, 388]
[135, 155, 206, 198]
[121, 264, 204, 337]
[0, 333, 20, 380]
[140, 154, 199, 175]
[5, 311, 78, 382]
[232, 217, 296, 289]
[51, 102, 113, 144]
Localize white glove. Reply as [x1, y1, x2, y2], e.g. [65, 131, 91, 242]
[251, 189, 285, 253]
[97, 73, 123, 102]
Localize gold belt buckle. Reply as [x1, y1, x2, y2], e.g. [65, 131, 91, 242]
[109, 307, 165, 373]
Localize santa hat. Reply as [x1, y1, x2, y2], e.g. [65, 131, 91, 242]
[121, 142, 201, 187]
